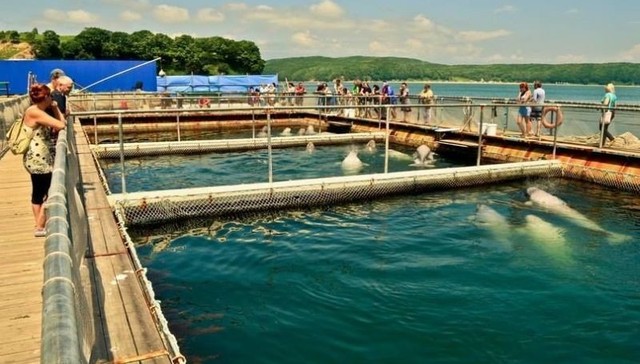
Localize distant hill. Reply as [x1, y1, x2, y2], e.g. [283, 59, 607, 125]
[0, 41, 35, 59]
[264, 56, 640, 85]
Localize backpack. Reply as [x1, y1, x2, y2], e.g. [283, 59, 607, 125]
[6, 114, 32, 155]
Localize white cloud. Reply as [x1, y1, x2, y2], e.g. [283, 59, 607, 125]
[43, 9, 98, 24]
[43, 9, 66, 21]
[368, 41, 386, 54]
[244, 9, 353, 31]
[197, 8, 225, 22]
[619, 44, 640, 61]
[225, 3, 248, 11]
[555, 54, 587, 63]
[310, 0, 344, 18]
[153, 5, 189, 23]
[458, 29, 510, 42]
[68, 10, 99, 23]
[120, 10, 141, 22]
[413, 15, 435, 30]
[405, 38, 424, 50]
[291, 31, 317, 47]
[494, 5, 516, 13]
[256, 5, 274, 11]
[102, 0, 150, 10]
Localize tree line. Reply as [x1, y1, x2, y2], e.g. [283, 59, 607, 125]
[3, 29, 639, 84]
[1, 27, 265, 75]
[264, 56, 640, 85]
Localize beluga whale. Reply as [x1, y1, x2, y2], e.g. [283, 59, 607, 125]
[364, 139, 376, 153]
[306, 142, 315, 153]
[519, 214, 572, 262]
[341, 150, 363, 174]
[411, 144, 435, 167]
[525, 186, 630, 244]
[474, 204, 513, 251]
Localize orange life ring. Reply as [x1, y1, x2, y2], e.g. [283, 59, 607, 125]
[540, 106, 563, 129]
[198, 97, 210, 108]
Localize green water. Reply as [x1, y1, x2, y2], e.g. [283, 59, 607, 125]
[102, 141, 462, 194]
[132, 180, 640, 364]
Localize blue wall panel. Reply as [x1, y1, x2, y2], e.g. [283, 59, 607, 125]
[0, 60, 158, 95]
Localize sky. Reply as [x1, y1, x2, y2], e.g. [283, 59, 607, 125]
[4, 0, 640, 64]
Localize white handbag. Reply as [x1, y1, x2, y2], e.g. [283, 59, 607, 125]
[601, 110, 612, 124]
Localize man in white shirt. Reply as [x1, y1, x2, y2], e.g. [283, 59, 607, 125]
[531, 81, 545, 136]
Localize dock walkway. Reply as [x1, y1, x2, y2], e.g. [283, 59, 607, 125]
[0, 152, 43, 363]
[0, 121, 177, 363]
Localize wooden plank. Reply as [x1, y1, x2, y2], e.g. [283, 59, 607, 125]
[0, 151, 43, 364]
[76, 121, 174, 364]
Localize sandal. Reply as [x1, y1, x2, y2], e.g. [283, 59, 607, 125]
[34, 228, 46, 237]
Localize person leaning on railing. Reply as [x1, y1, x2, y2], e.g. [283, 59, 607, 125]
[22, 84, 67, 237]
[294, 82, 306, 106]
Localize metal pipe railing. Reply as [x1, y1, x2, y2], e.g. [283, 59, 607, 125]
[41, 119, 85, 363]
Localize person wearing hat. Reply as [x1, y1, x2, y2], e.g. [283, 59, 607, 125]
[46, 68, 65, 91]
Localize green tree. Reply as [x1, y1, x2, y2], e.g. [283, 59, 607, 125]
[8, 31, 20, 44]
[103, 31, 132, 59]
[74, 27, 112, 59]
[60, 38, 92, 60]
[33, 30, 62, 59]
[128, 30, 155, 60]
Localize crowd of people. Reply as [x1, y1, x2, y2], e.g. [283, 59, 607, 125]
[245, 79, 437, 123]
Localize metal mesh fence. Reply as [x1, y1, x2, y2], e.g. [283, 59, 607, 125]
[93, 132, 386, 158]
[109, 160, 563, 226]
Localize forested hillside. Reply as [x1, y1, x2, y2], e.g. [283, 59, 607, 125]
[264, 56, 640, 85]
[0, 28, 265, 76]
[3, 28, 638, 85]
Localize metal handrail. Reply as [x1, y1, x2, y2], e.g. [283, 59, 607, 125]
[41, 118, 84, 363]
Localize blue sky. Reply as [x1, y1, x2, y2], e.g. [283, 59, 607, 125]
[4, 0, 640, 64]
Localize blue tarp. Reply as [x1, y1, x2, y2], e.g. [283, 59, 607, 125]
[157, 74, 278, 93]
[0, 60, 157, 94]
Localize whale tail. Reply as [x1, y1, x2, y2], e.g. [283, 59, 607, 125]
[607, 232, 632, 245]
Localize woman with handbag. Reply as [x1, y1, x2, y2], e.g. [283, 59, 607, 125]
[600, 83, 617, 147]
[22, 83, 67, 237]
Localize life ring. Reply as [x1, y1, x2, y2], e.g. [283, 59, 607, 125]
[198, 97, 210, 108]
[540, 106, 563, 129]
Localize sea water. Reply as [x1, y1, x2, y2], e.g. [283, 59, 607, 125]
[130, 177, 640, 364]
[101, 142, 456, 194]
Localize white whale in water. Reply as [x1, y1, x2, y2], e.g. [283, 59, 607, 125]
[306, 125, 317, 135]
[365, 139, 376, 153]
[306, 142, 315, 153]
[474, 204, 513, 251]
[525, 187, 630, 244]
[281, 127, 292, 136]
[520, 214, 571, 261]
[387, 149, 413, 161]
[412, 144, 435, 167]
[341, 150, 363, 173]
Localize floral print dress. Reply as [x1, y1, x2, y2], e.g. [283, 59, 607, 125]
[23, 124, 54, 175]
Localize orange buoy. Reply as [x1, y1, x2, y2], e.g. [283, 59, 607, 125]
[540, 106, 564, 129]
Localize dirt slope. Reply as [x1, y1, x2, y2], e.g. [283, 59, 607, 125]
[0, 42, 35, 59]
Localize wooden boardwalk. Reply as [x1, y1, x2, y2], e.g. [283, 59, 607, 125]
[0, 151, 43, 364]
[0, 122, 178, 363]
